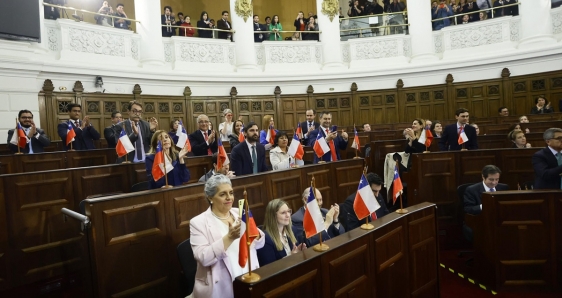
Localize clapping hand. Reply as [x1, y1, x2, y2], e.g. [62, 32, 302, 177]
[227, 220, 241, 240]
[81, 116, 90, 129]
[27, 121, 37, 138]
[341, 129, 348, 141]
[292, 243, 307, 254]
[148, 117, 158, 131]
[207, 130, 216, 143]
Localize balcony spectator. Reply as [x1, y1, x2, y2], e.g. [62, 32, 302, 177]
[291, 32, 301, 40]
[197, 11, 214, 38]
[161, 6, 176, 37]
[294, 11, 306, 32]
[217, 11, 232, 40]
[176, 12, 185, 27]
[503, 0, 518, 16]
[433, 1, 454, 30]
[477, 11, 488, 21]
[95, 1, 114, 27]
[253, 15, 266, 42]
[303, 16, 319, 41]
[264, 16, 272, 40]
[464, 0, 480, 21]
[476, 0, 491, 18]
[44, 0, 60, 20]
[269, 15, 283, 41]
[388, 0, 406, 34]
[493, 0, 506, 17]
[460, 14, 470, 24]
[180, 15, 195, 37]
[113, 3, 130, 30]
[348, 0, 363, 17]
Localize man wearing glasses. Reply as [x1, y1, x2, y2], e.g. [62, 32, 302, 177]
[188, 114, 217, 156]
[7, 110, 51, 154]
[533, 128, 562, 189]
[116, 100, 158, 163]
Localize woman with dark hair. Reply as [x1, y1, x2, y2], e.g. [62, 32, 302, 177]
[228, 120, 244, 148]
[270, 132, 304, 170]
[257, 199, 306, 266]
[531, 96, 554, 114]
[508, 129, 531, 148]
[144, 130, 190, 189]
[430, 120, 443, 138]
[180, 15, 195, 37]
[197, 11, 213, 38]
[404, 118, 427, 154]
[269, 15, 283, 41]
[303, 16, 319, 41]
[168, 119, 180, 144]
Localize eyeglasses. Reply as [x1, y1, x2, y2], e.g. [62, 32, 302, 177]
[279, 209, 292, 216]
[198, 120, 210, 124]
[550, 136, 562, 141]
[20, 117, 33, 120]
[131, 109, 143, 114]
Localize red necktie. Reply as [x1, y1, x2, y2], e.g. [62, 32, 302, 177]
[326, 129, 338, 161]
[204, 131, 212, 155]
[458, 125, 463, 135]
[371, 211, 377, 220]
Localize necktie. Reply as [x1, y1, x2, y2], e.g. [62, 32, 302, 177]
[557, 153, 562, 189]
[490, 188, 495, 192]
[252, 145, 258, 173]
[371, 211, 377, 221]
[326, 129, 338, 161]
[458, 125, 463, 135]
[135, 123, 143, 161]
[204, 131, 212, 155]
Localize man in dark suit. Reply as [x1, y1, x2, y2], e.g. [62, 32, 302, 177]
[57, 103, 100, 151]
[253, 15, 265, 42]
[104, 111, 122, 148]
[300, 109, 320, 142]
[464, 165, 508, 216]
[292, 187, 345, 247]
[217, 11, 232, 40]
[188, 114, 218, 156]
[438, 108, 478, 151]
[116, 101, 158, 163]
[230, 121, 268, 175]
[532, 128, 562, 189]
[308, 111, 348, 163]
[338, 173, 390, 231]
[7, 110, 50, 154]
[161, 6, 176, 37]
[198, 152, 236, 182]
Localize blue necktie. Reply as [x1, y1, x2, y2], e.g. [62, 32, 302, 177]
[252, 145, 258, 174]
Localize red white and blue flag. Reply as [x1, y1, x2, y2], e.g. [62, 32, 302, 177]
[238, 124, 245, 143]
[151, 140, 173, 182]
[351, 126, 361, 152]
[392, 164, 403, 204]
[238, 209, 259, 267]
[265, 126, 276, 145]
[303, 186, 324, 239]
[65, 120, 76, 146]
[313, 130, 330, 158]
[353, 174, 381, 220]
[115, 128, 134, 157]
[418, 125, 434, 148]
[295, 122, 303, 139]
[216, 137, 230, 170]
[287, 132, 304, 160]
[176, 120, 189, 149]
[10, 122, 28, 148]
[458, 125, 468, 145]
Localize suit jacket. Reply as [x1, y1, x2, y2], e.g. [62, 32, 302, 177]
[256, 230, 298, 267]
[57, 120, 100, 151]
[438, 123, 478, 151]
[253, 22, 265, 42]
[145, 154, 190, 189]
[339, 191, 389, 231]
[198, 169, 215, 183]
[464, 182, 509, 215]
[104, 125, 119, 148]
[291, 206, 345, 247]
[307, 128, 349, 163]
[190, 207, 265, 298]
[230, 141, 269, 176]
[116, 120, 153, 163]
[189, 130, 218, 156]
[300, 121, 320, 140]
[161, 15, 176, 37]
[533, 147, 562, 189]
[7, 128, 50, 153]
[216, 19, 232, 40]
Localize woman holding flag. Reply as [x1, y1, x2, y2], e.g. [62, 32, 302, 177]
[259, 115, 278, 150]
[190, 175, 265, 298]
[228, 120, 244, 148]
[144, 130, 190, 189]
[270, 132, 304, 170]
[168, 119, 180, 144]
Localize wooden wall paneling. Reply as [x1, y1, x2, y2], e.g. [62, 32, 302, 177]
[232, 175, 269, 226]
[280, 94, 308, 130]
[303, 163, 333, 207]
[74, 166, 130, 201]
[501, 68, 512, 113]
[374, 218, 409, 298]
[0, 178, 9, 291]
[140, 94, 186, 133]
[397, 79, 416, 122]
[407, 208, 439, 298]
[82, 93, 134, 132]
[446, 74, 455, 119]
[184, 155, 214, 184]
[39, 79, 55, 140]
[497, 149, 536, 188]
[332, 160, 365, 204]
[457, 154, 496, 185]
[270, 172, 304, 215]
[167, 184, 206, 245]
[486, 82, 503, 118]
[187, 95, 229, 132]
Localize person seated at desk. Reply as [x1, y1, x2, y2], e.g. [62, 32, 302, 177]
[530, 95, 554, 114]
[430, 120, 443, 138]
[228, 120, 244, 148]
[199, 152, 236, 182]
[404, 118, 427, 154]
[104, 111, 122, 148]
[259, 115, 278, 150]
[508, 129, 531, 148]
[339, 173, 390, 231]
[230, 121, 269, 176]
[7, 110, 50, 154]
[464, 165, 508, 216]
[292, 187, 345, 247]
[189, 114, 218, 156]
[257, 199, 306, 266]
[168, 119, 180, 145]
[270, 131, 304, 170]
[532, 128, 562, 189]
[145, 130, 190, 189]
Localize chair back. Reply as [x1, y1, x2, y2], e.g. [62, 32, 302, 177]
[456, 183, 474, 224]
[177, 238, 196, 296]
[131, 181, 150, 192]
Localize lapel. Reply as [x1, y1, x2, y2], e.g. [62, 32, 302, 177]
[204, 207, 238, 278]
[544, 148, 559, 166]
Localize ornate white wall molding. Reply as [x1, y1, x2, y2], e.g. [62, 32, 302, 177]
[551, 7, 562, 35]
[441, 17, 512, 52]
[347, 35, 410, 67]
[169, 37, 234, 71]
[262, 41, 321, 71]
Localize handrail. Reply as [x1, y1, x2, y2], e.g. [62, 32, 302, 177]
[253, 30, 322, 34]
[61, 208, 90, 227]
[341, 10, 406, 21]
[339, 23, 410, 33]
[42, 2, 139, 23]
[161, 24, 234, 33]
[432, 2, 520, 23]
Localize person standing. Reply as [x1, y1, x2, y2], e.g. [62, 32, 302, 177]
[104, 111, 123, 148]
[116, 101, 158, 163]
[532, 128, 562, 189]
[308, 112, 349, 163]
[7, 110, 50, 154]
[300, 109, 320, 141]
[57, 103, 101, 151]
[217, 11, 232, 40]
[189, 114, 218, 156]
[113, 3, 131, 30]
[438, 108, 478, 151]
[230, 122, 269, 175]
[161, 6, 176, 37]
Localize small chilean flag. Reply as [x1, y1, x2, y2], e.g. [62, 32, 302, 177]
[392, 164, 403, 204]
[216, 137, 230, 170]
[151, 140, 173, 182]
[418, 125, 434, 148]
[303, 186, 324, 239]
[295, 122, 303, 139]
[351, 126, 361, 152]
[458, 126, 468, 145]
[10, 122, 28, 148]
[176, 120, 189, 149]
[66, 121, 76, 145]
[313, 130, 330, 158]
[115, 129, 134, 157]
[265, 126, 276, 145]
[353, 174, 380, 220]
[287, 132, 304, 160]
[238, 124, 245, 143]
[238, 209, 259, 268]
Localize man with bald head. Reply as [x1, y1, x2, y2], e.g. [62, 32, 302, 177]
[188, 114, 218, 156]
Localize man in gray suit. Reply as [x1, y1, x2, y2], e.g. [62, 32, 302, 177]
[116, 101, 158, 163]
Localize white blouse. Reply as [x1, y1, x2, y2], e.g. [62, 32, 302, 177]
[219, 122, 234, 141]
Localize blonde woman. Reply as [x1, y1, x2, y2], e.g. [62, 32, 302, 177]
[218, 109, 234, 141]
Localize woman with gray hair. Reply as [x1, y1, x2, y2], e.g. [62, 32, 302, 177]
[219, 109, 234, 142]
[189, 175, 265, 297]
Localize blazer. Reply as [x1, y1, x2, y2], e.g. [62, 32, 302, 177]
[256, 230, 298, 267]
[7, 128, 50, 153]
[104, 125, 119, 148]
[307, 128, 348, 163]
[115, 120, 153, 163]
[188, 130, 218, 156]
[197, 20, 213, 38]
[57, 120, 100, 151]
[530, 106, 554, 114]
[464, 182, 509, 215]
[145, 154, 190, 189]
[291, 206, 345, 247]
[190, 207, 265, 298]
[161, 15, 176, 37]
[338, 191, 390, 231]
[230, 141, 269, 176]
[253, 22, 265, 42]
[216, 19, 232, 40]
[300, 121, 320, 140]
[532, 147, 562, 189]
[438, 124, 478, 151]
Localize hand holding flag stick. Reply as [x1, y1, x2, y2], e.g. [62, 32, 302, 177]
[161, 136, 172, 189]
[311, 176, 330, 252]
[14, 118, 23, 155]
[240, 187, 261, 283]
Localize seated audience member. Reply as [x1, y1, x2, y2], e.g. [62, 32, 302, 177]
[219, 109, 234, 142]
[270, 131, 304, 170]
[217, 11, 232, 40]
[464, 0, 479, 21]
[308, 112, 349, 163]
[269, 15, 283, 41]
[145, 130, 190, 189]
[509, 129, 531, 148]
[189, 114, 218, 156]
[439, 108, 478, 150]
[532, 128, 562, 189]
[303, 16, 319, 41]
[180, 15, 195, 37]
[253, 15, 265, 42]
[259, 115, 278, 150]
[464, 165, 507, 216]
[7, 110, 50, 154]
[338, 173, 390, 231]
[257, 199, 306, 267]
[95, 1, 113, 26]
[230, 121, 269, 175]
[531, 96, 554, 114]
[432, 1, 454, 30]
[498, 106, 509, 116]
[431, 120, 443, 138]
[161, 6, 176, 37]
[363, 123, 372, 132]
[228, 120, 244, 148]
[404, 118, 427, 154]
[104, 111, 123, 148]
[519, 115, 529, 123]
[477, 11, 488, 21]
[460, 14, 470, 24]
[58, 103, 101, 151]
[197, 11, 214, 38]
[470, 123, 480, 135]
[425, 119, 432, 127]
[168, 119, 180, 144]
[292, 187, 345, 247]
[199, 152, 236, 182]
[113, 3, 131, 30]
[189, 175, 265, 298]
[117, 101, 158, 163]
[509, 123, 522, 132]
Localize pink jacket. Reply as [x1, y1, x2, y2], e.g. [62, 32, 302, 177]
[189, 207, 265, 298]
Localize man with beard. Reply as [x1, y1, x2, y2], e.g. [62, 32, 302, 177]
[230, 121, 269, 175]
[116, 101, 158, 163]
[7, 110, 50, 153]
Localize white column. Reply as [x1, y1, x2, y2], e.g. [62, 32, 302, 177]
[134, 0, 165, 66]
[518, 0, 556, 49]
[407, 0, 438, 62]
[317, 2, 344, 69]
[33, 0, 49, 53]
[230, 0, 258, 71]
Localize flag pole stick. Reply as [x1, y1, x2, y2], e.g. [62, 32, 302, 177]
[312, 176, 329, 252]
[161, 136, 173, 189]
[241, 187, 260, 282]
[424, 145, 430, 153]
[394, 161, 408, 214]
[15, 118, 23, 155]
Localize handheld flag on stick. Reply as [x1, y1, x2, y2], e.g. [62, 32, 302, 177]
[10, 119, 28, 149]
[287, 132, 304, 160]
[303, 179, 324, 239]
[239, 188, 261, 283]
[313, 130, 330, 158]
[351, 125, 361, 152]
[418, 125, 434, 148]
[176, 120, 189, 149]
[238, 124, 245, 143]
[116, 128, 134, 157]
[151, 140, 173, 182]
[216, 138, 230, 171]
[392, 163, 403, 205]
[458, 126, 468, 145]
[295, 122, 303, 139]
